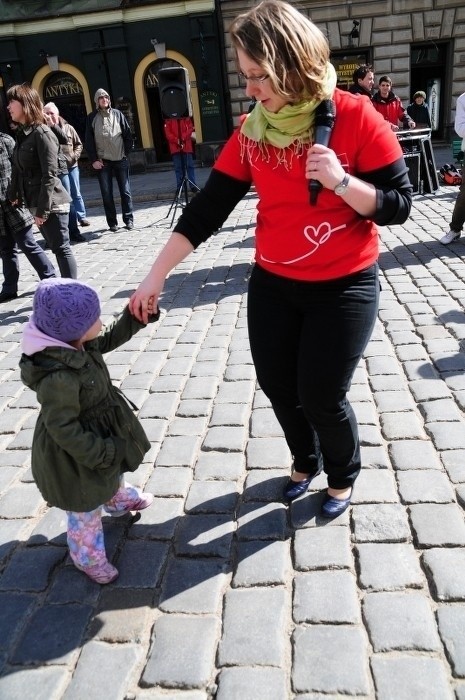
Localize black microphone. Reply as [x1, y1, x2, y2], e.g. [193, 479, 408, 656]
[309, 99, 336, 205]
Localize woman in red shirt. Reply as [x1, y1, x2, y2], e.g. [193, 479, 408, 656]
[130, 0, 412, 518]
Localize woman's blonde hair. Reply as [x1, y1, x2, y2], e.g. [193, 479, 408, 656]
[6, 84, 46, 126]
[230, 0, 330, 103]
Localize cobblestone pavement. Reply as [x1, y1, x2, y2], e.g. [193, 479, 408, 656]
[1, 154, 465, 700]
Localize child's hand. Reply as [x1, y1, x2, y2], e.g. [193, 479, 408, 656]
[146, 296, 160, 322]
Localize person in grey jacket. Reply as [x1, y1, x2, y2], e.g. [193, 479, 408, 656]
[84, 88, 134, 232]
[43, 102, 86, 243]
[20, 279, 160, 584]
[6, 84, 77, 279]
[0, 129, 56, 302]
[43, 102, 90, 226]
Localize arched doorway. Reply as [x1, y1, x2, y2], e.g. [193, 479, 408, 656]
[145, 58, 182, 164]
[410, 41, 451, 140]
[134, 51, 201, 163]
[42, 71, 88, 142]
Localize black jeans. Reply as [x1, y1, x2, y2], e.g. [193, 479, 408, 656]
[41, 213, 77, 279]
[451, 162, 465, 233]
[247, 263, 379, 490]
[0, 224, 56, 294]
[97, 158, 133, 228]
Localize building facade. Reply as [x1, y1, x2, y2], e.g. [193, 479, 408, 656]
[0, 0, 231, 169]
[221, 0, 465, 142]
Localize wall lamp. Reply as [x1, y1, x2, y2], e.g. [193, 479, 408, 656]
[39, 49, 59, 72]
[150, 38, 166, 59]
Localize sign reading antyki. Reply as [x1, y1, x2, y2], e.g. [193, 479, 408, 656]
[45, 78, 83, 99]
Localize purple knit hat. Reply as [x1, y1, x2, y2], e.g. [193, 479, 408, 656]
[33, 279, 101, 342]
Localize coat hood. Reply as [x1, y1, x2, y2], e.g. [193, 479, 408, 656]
[20, 317, 85, 392]
[94, 88, 111, 108]
[22, 316, 75, 356]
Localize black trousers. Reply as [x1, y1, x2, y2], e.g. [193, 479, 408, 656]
[247, 263, 379, 490]
[0, 223, 56, 293]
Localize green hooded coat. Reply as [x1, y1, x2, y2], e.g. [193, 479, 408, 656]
[20, 306, 158, 512]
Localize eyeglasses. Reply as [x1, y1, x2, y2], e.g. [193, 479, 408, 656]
[238, 72, 269, 86]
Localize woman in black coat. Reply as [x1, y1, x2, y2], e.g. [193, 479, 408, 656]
[6, 84, 77, 279]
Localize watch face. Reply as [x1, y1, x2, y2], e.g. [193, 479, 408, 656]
[335, 175, 349, 194]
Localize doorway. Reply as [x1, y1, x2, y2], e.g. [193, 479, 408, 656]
[410, 42, 450, 140]
[43, 71, 87, 142]
[145, 58, 183, 164]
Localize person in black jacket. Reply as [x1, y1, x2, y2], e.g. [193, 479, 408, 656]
[6, 84, 77, 279]
[0, 129, 56, 302]
[84, 89, 134, 232]
[348, 65, 374, 100]
[406, 91, 431, 129]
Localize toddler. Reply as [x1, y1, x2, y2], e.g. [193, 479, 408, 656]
[20, 278, 159, 584]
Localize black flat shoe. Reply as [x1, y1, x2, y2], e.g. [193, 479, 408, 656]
[70, 232, 86, 243]
[321, 490, 352, 519]
[0, 291, 18, 303]
[283, 466, 322, 503]
[283, 477, 311, 502]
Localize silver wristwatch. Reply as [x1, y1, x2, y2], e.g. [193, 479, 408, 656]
[334, 173, 350, 195]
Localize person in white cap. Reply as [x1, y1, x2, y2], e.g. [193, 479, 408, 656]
[84, 89, 134, 232]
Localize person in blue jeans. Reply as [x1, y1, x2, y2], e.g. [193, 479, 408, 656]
[7, 84, 77, 280]
[43, 105, 86, 244]
[43, 102, 90, 228]
[84, 89, 134, 232]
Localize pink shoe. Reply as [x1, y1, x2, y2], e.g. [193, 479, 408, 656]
[75, 560, 119, 584]
[105, 491, 154, 517]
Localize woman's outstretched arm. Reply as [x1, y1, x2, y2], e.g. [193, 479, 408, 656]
[129, 232, 194, 323]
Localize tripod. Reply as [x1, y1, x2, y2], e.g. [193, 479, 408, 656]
[165, 119, 200, 226]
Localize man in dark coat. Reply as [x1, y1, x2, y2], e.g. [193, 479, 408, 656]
[348, 65, 374, 100]
[406, 91, 432, 129]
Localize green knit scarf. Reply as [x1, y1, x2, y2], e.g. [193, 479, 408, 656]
[240, 62, 337, 150]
